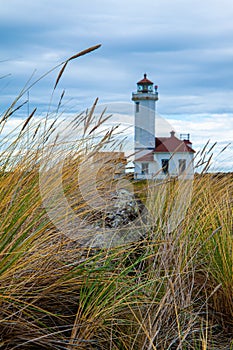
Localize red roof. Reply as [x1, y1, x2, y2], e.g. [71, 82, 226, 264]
[135, 134, 195, 163]
[137, 73, 153, 85]
[135, 151, 154, 162]
[154, 133, 195, 153]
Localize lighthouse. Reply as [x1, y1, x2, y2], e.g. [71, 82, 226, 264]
[132, 74, 159, 152]
[132, 74, 195, 179]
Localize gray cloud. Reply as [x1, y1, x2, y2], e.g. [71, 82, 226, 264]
[0, 0, 232, 171]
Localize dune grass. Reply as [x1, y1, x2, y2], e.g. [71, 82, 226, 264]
[0, 48, 232, 349]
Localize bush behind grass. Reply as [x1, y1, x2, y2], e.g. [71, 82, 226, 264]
[0, 48, 232, 349]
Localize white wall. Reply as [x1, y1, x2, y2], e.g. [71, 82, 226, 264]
[154, 152, 194, 177]
[134, 160, 158, 180]
[134, 152, 194, 180]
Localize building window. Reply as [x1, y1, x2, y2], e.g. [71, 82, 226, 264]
[135, 102, 140, 113]
[161, 159, 169, 174]
[179, 159, 186, 173]
[141, 163, 149, 175]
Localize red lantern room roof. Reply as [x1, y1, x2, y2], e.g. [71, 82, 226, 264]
[137, 73, 153, 85]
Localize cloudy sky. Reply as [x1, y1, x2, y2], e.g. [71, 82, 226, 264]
[0, 0, 232, 171]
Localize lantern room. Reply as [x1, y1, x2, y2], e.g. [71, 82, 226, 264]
[137, 73, 154, 93]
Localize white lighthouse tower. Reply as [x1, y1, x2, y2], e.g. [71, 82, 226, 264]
[132, 74, 159, 153]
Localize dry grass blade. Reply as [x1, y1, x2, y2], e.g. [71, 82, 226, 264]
[54, 44, 101, 90]
[0, 100, 27, 123]
[87, 108, 112, 135]
[32, 122, 41, 141]
[57, 89, 65, 112]
[54, 61, 68, 90]
[21, 107, 37, 131]
[0, 73, 11, 80]
[200, 139, 210, 156]
[207, 141, 217, 154]
[201, 153, 213, 173]
[83, 97, 98, 135]
[68, 43, 101, 61]
[217, 142, 231, 155]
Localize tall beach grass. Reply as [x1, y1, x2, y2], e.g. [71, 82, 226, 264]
[0, 47, 232, 349]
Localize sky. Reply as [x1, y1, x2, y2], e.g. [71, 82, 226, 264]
[0, 0, 233, 171]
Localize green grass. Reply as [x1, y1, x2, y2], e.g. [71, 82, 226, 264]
[0, 47, 232, 349]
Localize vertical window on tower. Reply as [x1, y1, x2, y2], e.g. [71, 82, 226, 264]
[135, 102, 140, 113]
[141, 163, 149, 175]
[179, 159, 186, 173]
[161, 159, 169, 174]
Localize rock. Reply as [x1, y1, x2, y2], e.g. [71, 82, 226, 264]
[102, 189, 144, 228]
[82, 188, 147, 248]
